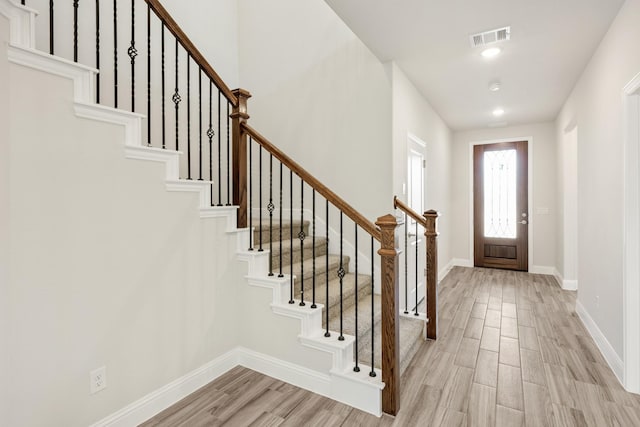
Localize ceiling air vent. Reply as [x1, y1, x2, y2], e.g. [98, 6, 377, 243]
[469, 26, 511, 48]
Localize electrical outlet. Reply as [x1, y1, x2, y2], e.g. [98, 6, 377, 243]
[90, 366, 107, 394]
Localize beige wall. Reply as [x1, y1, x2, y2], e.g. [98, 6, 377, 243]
[5, 61, 242, 426]
[390, 63, 452, 273]
[556, 0, 640, 358]
[450, 122, 557, 271]
[0, 14, 11, 424]
[237, 0, 393, 223]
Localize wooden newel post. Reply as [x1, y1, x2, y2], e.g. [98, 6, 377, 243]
[376, 214, 400, 416]
[231, 88, 252, 228]
[424, 210, 440, 340]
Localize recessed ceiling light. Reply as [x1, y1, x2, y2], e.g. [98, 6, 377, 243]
[482, 47, 501, 58]
[493, 107, 505, 117]
[489, 81, 501, 92]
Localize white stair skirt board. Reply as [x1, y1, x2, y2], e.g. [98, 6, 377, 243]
[575, 300, 624, 383]
[0, 0, 37, 49]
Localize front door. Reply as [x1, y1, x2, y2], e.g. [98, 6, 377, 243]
[473, 141, 528, 271]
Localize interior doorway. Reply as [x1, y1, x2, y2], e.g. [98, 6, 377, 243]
[473, 141, 529, 271]
[402, 134, 426, 312]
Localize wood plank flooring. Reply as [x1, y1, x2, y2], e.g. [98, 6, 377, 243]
[141, 267, 640, 426]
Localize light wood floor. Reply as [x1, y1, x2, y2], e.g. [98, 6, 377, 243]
[141, 267, 640, 426]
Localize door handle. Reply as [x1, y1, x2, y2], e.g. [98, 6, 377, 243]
[520, 220, 528, 225]
[408, 232, 417, 237]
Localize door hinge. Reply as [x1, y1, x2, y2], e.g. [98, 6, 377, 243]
[424, 268, 427, 277]
[423, 160, 426, 168]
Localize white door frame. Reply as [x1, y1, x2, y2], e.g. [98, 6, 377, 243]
[468, 137, 534, 271]
[623, 71, 640, 394]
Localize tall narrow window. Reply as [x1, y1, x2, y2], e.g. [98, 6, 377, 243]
[483, 149, 516, 238]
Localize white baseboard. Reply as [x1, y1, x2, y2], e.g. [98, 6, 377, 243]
[438, 259, 455, 282]
[529, 265, 556, 275]
[575, 300, 624, 383]
[450, 258, 473, 268]
[89, 350, 239, 427]
[90, 345, 383, 426]
[552, 268, 578, 291]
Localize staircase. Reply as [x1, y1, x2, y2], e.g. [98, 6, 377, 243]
[254, 219, 425, 375]
[1, 0, 440, 423]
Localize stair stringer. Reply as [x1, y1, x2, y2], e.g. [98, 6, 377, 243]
[236, 248, 384, 416]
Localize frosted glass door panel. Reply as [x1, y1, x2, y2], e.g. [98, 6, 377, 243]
[483, 149, 517, 238]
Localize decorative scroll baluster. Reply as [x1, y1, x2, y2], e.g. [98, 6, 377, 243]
[146, 4, 151, 145]
[161, 23, 165, 148]
[268, 155, 274, 275]
[370, 236, 376, 377]
[73, 0, 78, 62]
[324, 200, 330, 338]
[50, 0, 55, 55]
[278, 163, 283, 278]
[311, 189, 317, 309]
[338, 212, 345, 341]
[217, 91, 222, 205]
[173, 39, 180, 152]
[95, 0, 100, 103]
[208, 82, 214, 204]
[415, 221, 419, 316]
[128, 0, 137, 112]
[186, 58, 191, 179]
[289, 170, 294, 304]
[354, 224, 360, 372]
[258, 145, 263, 252]
[299, 178, 305, 306]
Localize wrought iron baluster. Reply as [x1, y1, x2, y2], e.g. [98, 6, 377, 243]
[128, 0, 138, 112]
[289, 170, 294, 304]
[146, 3, 150, 145]
[268, 155, 274, 275]
[95, 0, 100, 103]
[324, 200, 330, 337]
[161, 23, 165, 149]
[73, 0, 78, 62]
[186, 57, 191, 179]
[299, 178, 305, 306]
[278, 163, 284, 278]
[415, 221, 419, 316]
[311, 189, 317, 309]
[248, 138, 253, 250]
[50, 0, 55, 55]
[217, 91, 222, 205]
[198, 68, 203, 180]
[226, 102, 230, 205]
[354, 224, 360, 372]
[258, 145, 263, 252]
[338, 212, 345, 341]
[173, 39, 180, 153]
[370, 236, 376, 377]
[208, 81, 214, 204]
[113, 0, 118, 106]
[404, 212, 409, 314]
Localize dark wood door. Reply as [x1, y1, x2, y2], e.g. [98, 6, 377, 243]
[474, 141, 528, 271]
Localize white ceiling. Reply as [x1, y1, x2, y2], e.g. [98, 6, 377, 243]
[325, 0, 625, 131]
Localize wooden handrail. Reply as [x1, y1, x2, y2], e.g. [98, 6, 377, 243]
[144, 0, 238, 106]
[242, 123, 382, 242]
[393, 196, 426, 227]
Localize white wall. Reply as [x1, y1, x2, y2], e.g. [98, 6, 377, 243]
[237, 0, 393, 224]
[450, 122, 557, 271]
[0, 13, 11, 425]
[4, 60, 242, 426]
[556, 0, 640, 359]
[390, 63, 452, 273]
[557, 126, 578, 286]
